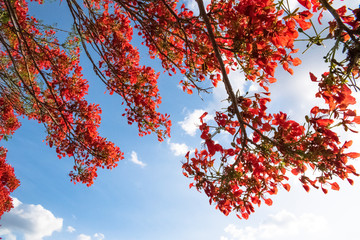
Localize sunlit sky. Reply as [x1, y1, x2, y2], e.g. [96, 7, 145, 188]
[1, 1, 360, 240]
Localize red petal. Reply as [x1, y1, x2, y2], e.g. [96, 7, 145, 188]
[303, 184, 310, 192]
[200, 112, 208, 124]
[264, 198, 273, 206]
[282, 183, 291, 192]
[268, 77, 277, 83]
[343, 140, 353, 148]
[291, 168, 299, 176]
[316, 119, 334, 127]
[347, 178, 354, 185]
[292, 57, 302, 66]
[347, 152, 360, 158]
[309, 72, 317, 82]
[331, 182, 340, 191]
[353, 116, 360, 124]
[241, 212, 249, 220]
[298, 0, 311, 9]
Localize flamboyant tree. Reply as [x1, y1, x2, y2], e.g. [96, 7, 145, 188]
[0, 0, 359, 219]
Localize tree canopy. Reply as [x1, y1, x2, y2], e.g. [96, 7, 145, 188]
[0, 0, 359, 219]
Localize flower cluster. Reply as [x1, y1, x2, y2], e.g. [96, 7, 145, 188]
[183, 0, 360, 219]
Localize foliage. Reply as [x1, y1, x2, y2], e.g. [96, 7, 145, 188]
[0, 0, 359, 219]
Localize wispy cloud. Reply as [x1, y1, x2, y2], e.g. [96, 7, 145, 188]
[130, 151, 146, 168]
[67, 226, 76, 233]
[77, 233, 105, 240]
[94, 233, 105, 240]
[221, 210, 327, 240]
[0, 198, 63, 240]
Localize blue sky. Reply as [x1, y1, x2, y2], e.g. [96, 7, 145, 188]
[1, 0, 360, 240]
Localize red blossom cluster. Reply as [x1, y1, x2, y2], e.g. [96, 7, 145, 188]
[0, 99, 20, 215]
[0, 147, 19, 217]
[0, 0, 171, 215]
[183, 0, 360, 219]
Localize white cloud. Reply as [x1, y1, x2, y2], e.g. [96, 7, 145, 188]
[67, 226, 76, 233]
[168, 140, 190, 156]
[77, 234, 92, 240]
[77, 233, 105, 240]
[179, 109, 210, 136]
[0, 198, 63, 240]
[221, 210, 328, 240]
[130, 151, 146, 168]
[94, 232, 105, 240]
